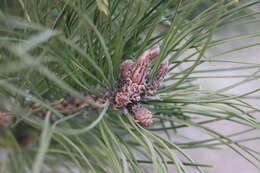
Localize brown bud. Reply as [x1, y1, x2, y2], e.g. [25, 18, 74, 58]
[131, 105, 153, 127]
[120, 60, 135, 79]
[137, 46, 160, 65]
[130, 46, 161, 85]
[148, 62, 168, 91]
[156, 63, 168, 81]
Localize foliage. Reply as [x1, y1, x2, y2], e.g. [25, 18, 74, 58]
[0, 0, 260, 172]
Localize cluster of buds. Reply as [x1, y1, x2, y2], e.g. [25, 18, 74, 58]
[0, 46, 168, 128]
[114, 46, 168, 126]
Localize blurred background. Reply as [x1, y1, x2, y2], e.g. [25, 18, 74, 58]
[182, 3, 260, 172]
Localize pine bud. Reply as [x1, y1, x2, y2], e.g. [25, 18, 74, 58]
[131, 105, 153, 127]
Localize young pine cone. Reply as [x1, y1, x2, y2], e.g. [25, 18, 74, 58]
[130, 104, 153, 127]
[115, 45, 168, 126]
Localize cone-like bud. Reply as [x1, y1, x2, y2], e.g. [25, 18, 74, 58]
[131, 104, 153, 127]
[137, 45, 160, 65]
[147, 62, 168, 91]
[120, 59, 135, 79]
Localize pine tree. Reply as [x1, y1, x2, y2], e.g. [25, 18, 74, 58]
[0, 0, 259, 172]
